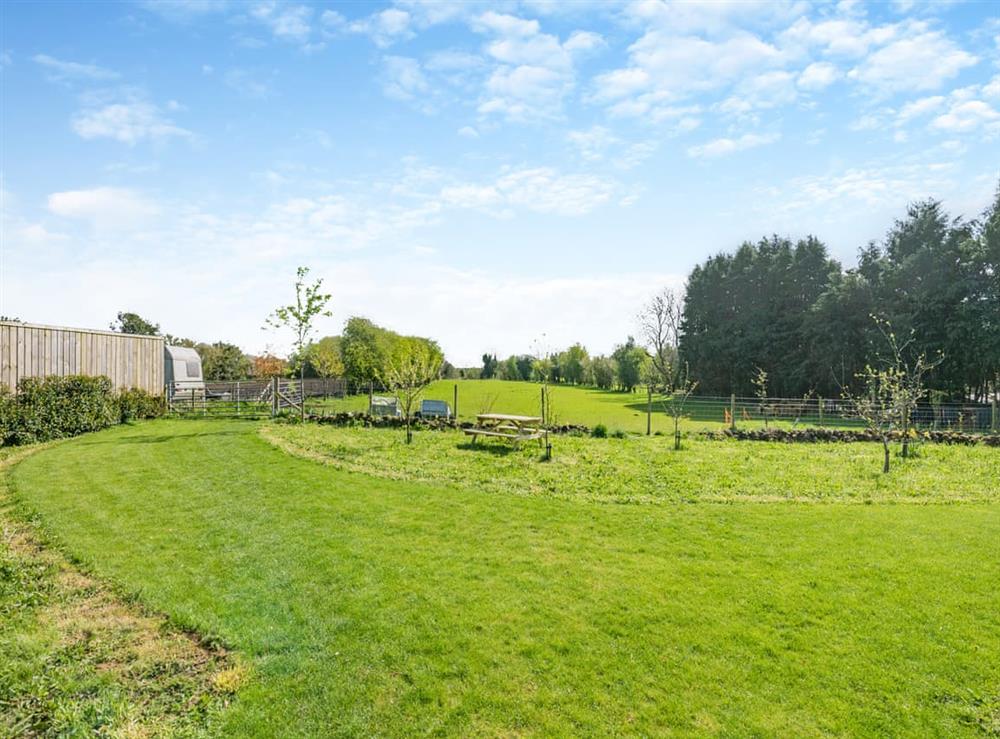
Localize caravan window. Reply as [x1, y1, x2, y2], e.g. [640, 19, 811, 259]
[186, 360, 201, 378]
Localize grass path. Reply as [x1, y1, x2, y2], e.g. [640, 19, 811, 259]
[8, 419, 1000, 736]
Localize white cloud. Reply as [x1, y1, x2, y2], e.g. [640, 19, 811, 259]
[479, 64, 567, 120]
[346, 8, 414, 47]
[563, 30, 605, 54]
[797, 62, 840, 90]
[33, 54, 119, 82]
[565, 127, 659, 169]
[457, 125, 479, 138]
[848, 26, 977, 93]
[776, 163, 958, 210]
[475, 11, 540, 38]
[71, 99, 192, 145]
[440, 166, 616, 216]
[896, 95, 946, 123]
[930, 100, 1000, 133]
[48, 187, 160, 229]
[250, 2, 313, 43]
[567, 125, 619, 160]
[591, 30, 785, 120]
[778, 17, 895, 59]
[381, 56, 431, 109]
[687, 132, 780, 158]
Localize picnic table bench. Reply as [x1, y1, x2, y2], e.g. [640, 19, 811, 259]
[464, 413, 545, 447]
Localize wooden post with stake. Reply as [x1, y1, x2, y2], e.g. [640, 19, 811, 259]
[646, 385, 652, 435]
[729, 393, 736, 431]
[271, 376, 279, 418]
[992, 398, 997, 434]
[454, 383, 458, 421]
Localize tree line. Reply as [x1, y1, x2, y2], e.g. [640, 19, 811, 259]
[110, 311, 445, 386]
[480, 338, 649, 393]
[680, 186, 1000, 400]
[478, 182, 1000, 402]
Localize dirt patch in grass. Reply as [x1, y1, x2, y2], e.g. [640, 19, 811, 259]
[0, 445, 242, 737]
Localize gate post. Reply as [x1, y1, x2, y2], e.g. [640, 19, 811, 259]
[271, 376, 278, 418]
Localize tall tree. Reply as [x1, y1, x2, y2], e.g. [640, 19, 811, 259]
[639, 287, 683, 391]
[612, 337, 648, 393]
[264, 266, 332, 419]
[110, 312, 160, 336]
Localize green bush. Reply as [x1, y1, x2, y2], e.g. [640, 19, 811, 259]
[116, 388, 164, 423]
[591, 423, 608, 438]
[0, 376, 163, 446]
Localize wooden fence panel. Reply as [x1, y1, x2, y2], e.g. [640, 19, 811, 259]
[0, 321, 164, 394]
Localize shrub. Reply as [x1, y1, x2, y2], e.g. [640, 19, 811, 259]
[117, 388, 164, 423]
[611, 429, 628, 439]
[591, 423, 608, 438]
[0, 376, 164, 446]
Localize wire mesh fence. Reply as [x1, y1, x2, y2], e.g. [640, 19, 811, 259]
[165, 379, 1000, 434]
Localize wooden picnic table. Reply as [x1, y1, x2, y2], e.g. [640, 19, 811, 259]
[464, 413, 545, 446]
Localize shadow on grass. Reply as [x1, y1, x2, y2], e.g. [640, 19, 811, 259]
[455, 442, 523, 457]
[78, 428, 246, 446]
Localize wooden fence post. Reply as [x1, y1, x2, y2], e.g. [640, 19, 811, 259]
[729, 393, 736, 430]
[454, 383, 458, 420]
[541, 386, 546, 425]
[818, 397, 824, 427]
[646, 385, 652, 435]
[271, 376, 278, 418]
[992, 399, 997, 433]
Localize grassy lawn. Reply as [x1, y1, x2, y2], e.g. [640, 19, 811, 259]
[264, 423, 1000, 504]
[7, 418, 1000, 736]
[0, 444, 236, 737]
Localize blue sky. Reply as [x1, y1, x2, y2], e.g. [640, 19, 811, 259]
[2, 0, 998, 364]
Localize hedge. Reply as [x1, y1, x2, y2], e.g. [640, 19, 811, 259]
[0, 375, 164, 446]
[706, 427, 1000, 447]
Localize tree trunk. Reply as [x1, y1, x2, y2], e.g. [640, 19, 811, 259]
[406, 417, 412, 444]
[674, 417, 681, 450]
[901, 407, 909, 458]
[882, 440, 890, 474]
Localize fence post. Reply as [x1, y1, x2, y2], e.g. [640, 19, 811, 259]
[646, 385, 652, 435]
[236, 381, 241, 417]
[454, 383, 458, 420]
[271, 376, 278, 418]
[730, 393, 736, 430]
[818, 396, 824, 427]
[369, 380, 373, 412]
[992, 399, 997, 433]
[541, 386, 546, 425]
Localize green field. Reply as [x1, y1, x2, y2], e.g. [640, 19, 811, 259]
[5, 418, 1000, 736]
[308, 378, 754, 433]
